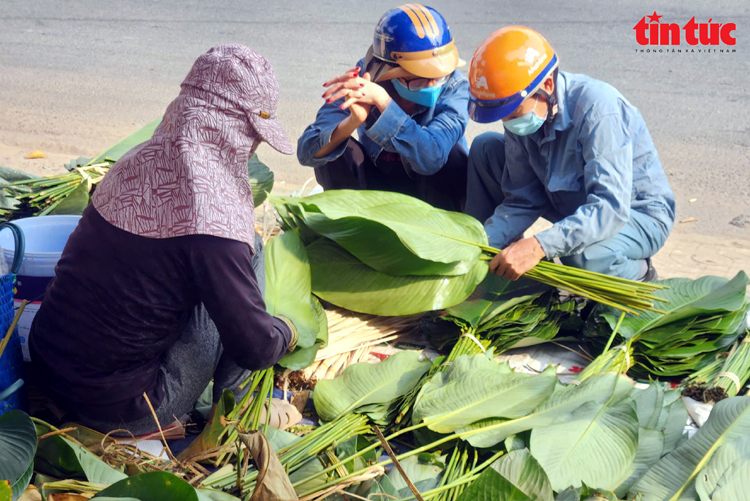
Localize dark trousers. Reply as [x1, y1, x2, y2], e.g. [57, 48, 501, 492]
[314, 139, 468, 212]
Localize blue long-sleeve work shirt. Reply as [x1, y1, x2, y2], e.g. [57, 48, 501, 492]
[486, 71, 675, 259]
[297, 59, 470, 176]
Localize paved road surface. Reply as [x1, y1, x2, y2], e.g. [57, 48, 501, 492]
[1, 0, 749, 239]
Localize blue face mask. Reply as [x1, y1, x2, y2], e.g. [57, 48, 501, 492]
[392, 79, 444, 107]
[503, 109, 547, 136]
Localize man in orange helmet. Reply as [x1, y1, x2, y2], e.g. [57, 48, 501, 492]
[466, 26, 675, 281]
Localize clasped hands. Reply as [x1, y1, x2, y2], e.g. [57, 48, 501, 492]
[322, 67, 392, 125]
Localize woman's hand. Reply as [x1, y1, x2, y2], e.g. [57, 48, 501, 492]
[489, 237, 546, 281]
[323, 68, 392, 118]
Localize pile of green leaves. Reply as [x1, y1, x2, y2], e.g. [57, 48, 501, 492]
[12, 348, 750, 501]
[2, 166, 107, 219]
[587, 272, 750, 379]
[306, 351, 700, 499]
[633, 395, 750, 501]
[272, 190, 490, 316]
[390, 274, 579, 433]
[272, 190, 666, 317]
[438, 275, 579, 355]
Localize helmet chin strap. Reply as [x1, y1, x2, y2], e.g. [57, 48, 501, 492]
[535, 68, 559, 125]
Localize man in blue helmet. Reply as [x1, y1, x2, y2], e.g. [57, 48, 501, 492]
[297, 4, 470, 212]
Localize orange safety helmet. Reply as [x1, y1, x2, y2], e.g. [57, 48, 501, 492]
[468, 26, 558, 123]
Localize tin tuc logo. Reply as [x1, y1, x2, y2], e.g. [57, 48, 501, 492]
[634, 12, 736, 46]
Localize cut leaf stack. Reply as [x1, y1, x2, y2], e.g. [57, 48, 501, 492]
[587, 272, 750, 379]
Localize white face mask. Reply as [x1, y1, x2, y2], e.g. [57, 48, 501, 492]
[503, 94, 548, 136]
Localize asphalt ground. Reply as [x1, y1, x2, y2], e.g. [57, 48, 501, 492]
[1, 0, 749, 238]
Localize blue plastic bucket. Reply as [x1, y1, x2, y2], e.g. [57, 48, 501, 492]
[0, 216, 81, 361]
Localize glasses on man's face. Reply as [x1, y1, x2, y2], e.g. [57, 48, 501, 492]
[398, 74, 450, 91]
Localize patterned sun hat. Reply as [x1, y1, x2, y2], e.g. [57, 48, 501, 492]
[181, 44, 293, 155]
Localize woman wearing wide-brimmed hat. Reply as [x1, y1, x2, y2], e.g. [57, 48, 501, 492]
[29, 45, 297, 434]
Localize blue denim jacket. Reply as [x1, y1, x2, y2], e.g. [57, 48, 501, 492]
[485, 71, 676, 258]
[297, 58, 470, 176]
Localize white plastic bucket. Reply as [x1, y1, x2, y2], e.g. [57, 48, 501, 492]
[0, 216, 82, 361]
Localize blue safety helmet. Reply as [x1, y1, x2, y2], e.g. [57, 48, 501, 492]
[369, 4, 462, 80]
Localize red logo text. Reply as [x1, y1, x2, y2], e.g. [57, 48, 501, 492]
[634, 12, 736, 46]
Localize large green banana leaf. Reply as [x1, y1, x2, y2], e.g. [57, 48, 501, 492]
[695, 435, 750, 501]
[612, 385, 688, 496]
[94, 471, 198, 501]
[277, 298, 328, 371]
[247, 153, 274, 206]
[387, 455, 444, 498]
[273, 190, 487, 276]
[412, 354, 558, 434]
[264, 229, 325, 352]
[529, 398, 639, 492]
[456, 466, 533, 501]
[662, 393, 690, 455]
[631, 396, 750, 501]
[0, 411, 36, 501]
[702, 461, 750, 501]
[491, 449, 554, 501]
[616, 428, 664, 497]
[456, 372, 634, 448]
[307, 238, 487, 316]
[312, 350, 432, 422]
[632, 382, 666, 428]
[600, 272, 750, 339]
[34, 432, 127, 485]
[612, 384, 666, 496]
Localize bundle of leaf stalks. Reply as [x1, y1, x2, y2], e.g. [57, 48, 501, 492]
[585, 271, 750, 380]
[271, 190, 667, 317]
[681, 331, 750, 403]
[2, 164, 109, 218]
